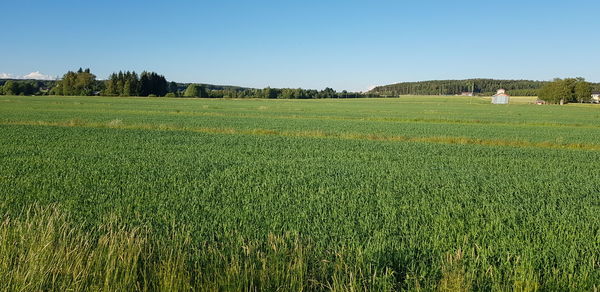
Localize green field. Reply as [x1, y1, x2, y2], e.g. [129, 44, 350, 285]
[1, 95, 599, 290]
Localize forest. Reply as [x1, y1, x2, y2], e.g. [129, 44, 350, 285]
[370, 78, 600, 97]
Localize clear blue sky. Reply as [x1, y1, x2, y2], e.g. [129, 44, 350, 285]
[1, 0, 599, 91]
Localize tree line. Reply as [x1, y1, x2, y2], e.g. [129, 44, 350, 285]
[538, 78, 592, 104]
[2, 69, 599, 101]
[0, 80, 44, 95]
[0, 79, 58, 96]
[370, 78, 600, 97]
[180, 85, 365, 99]
[49, 68, 102, 96]
[370, 79, 550, 96]
[0, 68, 369, 99]
[0, 69, 174, 97]
[103, 71, 174, 97]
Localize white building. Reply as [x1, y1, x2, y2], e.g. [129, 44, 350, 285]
[592, 92, 600, 103]
[492, 89, 510, 104]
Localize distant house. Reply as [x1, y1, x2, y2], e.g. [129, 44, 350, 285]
[492, 89, 510, 104]
[592, 92, 600, 103]
[460, 92, 474, 97]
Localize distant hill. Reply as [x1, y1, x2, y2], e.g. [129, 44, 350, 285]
[369, 79, 600, 96]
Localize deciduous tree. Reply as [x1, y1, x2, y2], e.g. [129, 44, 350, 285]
[184, 84, 200, 97]
[575, 80, 592, 103]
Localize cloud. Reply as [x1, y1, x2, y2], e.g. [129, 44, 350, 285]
[22, 71, 56, 80]
[0, 71, 57, 80]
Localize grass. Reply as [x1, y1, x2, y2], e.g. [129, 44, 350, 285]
[2, 96, 600, 146]
[1, 95, 599, 290]
[3, 118, 600, 151]
[0, 205, 395, 291]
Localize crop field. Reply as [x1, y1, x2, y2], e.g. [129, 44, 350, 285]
[0, 95, 599, 290]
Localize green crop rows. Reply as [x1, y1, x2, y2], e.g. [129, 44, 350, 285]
[0, 96, 599, 290]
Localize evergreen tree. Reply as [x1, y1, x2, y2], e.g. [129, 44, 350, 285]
[139, 71, 168, 97]
[263, 87, 278, 99]
[168, 81, 178, 94]
[198, 85, 208, 98]
[128, 72, 140, 96]
[140, 73, 150, 96]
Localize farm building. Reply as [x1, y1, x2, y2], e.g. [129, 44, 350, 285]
[592, 92, 600, 103]
[492, 89, 510, 104]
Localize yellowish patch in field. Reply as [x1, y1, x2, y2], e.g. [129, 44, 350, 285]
[2, 119, 600, 151]
[107, 119, 123, 128]
[15, 105, 600, 129]
[509, 96, 537, 104]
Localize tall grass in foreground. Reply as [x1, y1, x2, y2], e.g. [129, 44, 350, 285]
[2, 205, 592, 291]
[0, 205, 398, 291]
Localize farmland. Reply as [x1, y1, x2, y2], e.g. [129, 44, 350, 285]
[1, 95, 599, 290]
